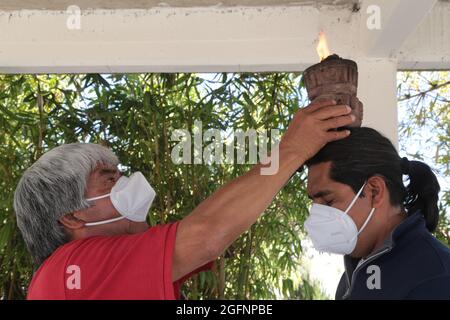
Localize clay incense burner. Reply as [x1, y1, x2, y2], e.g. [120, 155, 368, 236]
[303, 54, 363, 127]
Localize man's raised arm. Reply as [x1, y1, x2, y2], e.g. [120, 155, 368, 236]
[173, 99, 355, 281]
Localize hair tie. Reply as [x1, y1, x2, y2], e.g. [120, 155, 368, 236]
[400, 157, 410, 174]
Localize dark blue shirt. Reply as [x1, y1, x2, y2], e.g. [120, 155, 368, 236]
[335, 211, 450, 299]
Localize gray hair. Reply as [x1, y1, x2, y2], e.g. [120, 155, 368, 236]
[14, 143, 119, 266]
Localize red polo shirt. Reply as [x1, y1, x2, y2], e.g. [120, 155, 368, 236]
[27, 222, 213, 300]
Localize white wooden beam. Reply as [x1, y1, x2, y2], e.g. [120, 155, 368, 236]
[0, 6, 358, 73]
[397, 0, 450, 70]
[359, 0, 439, 58]
[0, 3, 448, 73]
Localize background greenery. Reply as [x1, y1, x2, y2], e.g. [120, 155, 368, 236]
[0, 72, 448, 299]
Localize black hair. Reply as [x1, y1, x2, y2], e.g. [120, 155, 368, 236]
[304, 127, 441, 232]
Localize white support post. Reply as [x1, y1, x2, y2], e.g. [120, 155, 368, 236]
[357, 58, 399, 149]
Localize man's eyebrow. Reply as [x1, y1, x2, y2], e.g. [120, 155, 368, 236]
[307, 190, 333, 200]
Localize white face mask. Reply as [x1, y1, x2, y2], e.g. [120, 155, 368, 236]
[84, 171, 156, 226]
[304, 181, 375, 255]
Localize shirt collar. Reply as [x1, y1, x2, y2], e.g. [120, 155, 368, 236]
[344, 210, 425, 271]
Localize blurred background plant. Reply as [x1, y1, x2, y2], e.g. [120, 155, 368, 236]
[0, 71, 448, 299]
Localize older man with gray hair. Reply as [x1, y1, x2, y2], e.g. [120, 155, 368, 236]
[14, 99, 354, 299]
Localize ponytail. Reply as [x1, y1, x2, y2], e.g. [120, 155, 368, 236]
[401, 157, 441, 232]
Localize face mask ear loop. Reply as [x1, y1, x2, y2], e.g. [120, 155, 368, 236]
[86, 193, 111, 202]
[84, 216, 125, 226]
[344, 181, 367, 214]
[357, 207, 376, 236]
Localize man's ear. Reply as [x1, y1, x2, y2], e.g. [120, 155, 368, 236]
[367, 175, 386, 209]
[59, 213, 85, 230]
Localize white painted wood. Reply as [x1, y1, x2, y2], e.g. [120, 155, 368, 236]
[0, 2, 448, 72]
[397, 0, 450, 70]
[357, 58, 399, 149]
[0, 6, 355, 73]
[358, 0, 438, 58]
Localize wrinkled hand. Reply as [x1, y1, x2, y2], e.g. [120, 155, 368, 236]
[279, 99, 355, 163]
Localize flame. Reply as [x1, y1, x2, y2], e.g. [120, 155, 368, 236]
[316, 32, 330, 61]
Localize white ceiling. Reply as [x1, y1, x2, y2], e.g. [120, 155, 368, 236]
[0, 0, 359, 11]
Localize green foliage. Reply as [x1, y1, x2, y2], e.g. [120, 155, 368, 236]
[290, 277, 329, 300]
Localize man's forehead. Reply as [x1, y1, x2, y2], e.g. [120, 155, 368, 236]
[306, 162, 333, 197]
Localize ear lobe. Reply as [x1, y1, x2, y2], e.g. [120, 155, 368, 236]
[59, 213, 85, 230]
